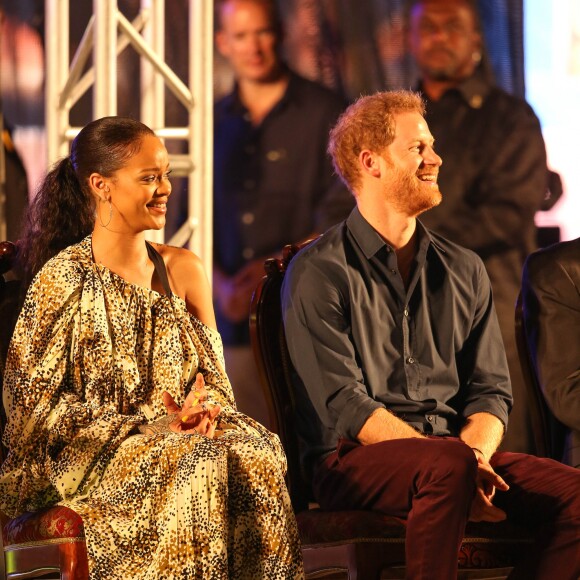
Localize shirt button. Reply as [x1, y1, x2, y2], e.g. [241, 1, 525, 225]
[242, 247, 255, 260]
[243, 179, 255, 190]
[241, 212, 255, 225]
[266, 148, 286, 161]
[390, 269, 397, 275]
[470, 94, 483, 109]
[404, 307, 409, 317]
[427, 415, 434, 423]
[406, 356, 415, 364]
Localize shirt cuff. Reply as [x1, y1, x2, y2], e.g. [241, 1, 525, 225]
[334, 393, 385, 441]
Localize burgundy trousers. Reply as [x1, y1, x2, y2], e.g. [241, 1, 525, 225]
[312, 437, 580, 580]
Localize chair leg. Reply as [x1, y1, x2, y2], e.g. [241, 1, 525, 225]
[58, 542, 88, 580]
[0, 549, 6, 580]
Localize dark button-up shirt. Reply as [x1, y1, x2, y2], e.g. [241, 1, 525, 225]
[282, 207, 512, 472]
[214, 71, 353, 345]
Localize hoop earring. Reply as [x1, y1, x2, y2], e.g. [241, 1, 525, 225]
[98, 199, 113, 228]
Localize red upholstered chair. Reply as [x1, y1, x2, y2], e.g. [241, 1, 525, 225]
[0, 241, 88, 580]
[250, 239, 533, 579]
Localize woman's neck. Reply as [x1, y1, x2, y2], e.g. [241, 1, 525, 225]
[91, 226, 154, 287]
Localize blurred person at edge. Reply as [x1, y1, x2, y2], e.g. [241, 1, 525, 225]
[521, 238, 580, 469]
[1, 122, 29, 239]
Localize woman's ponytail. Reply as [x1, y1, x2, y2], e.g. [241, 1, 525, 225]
[18, 156, 95, 289]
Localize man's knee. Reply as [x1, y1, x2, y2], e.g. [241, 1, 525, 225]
[417, 440, 478, 491]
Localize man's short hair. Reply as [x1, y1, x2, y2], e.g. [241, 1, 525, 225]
[403, 0, 482, 33]
[328, 90, 425, 193]
[215, 0, 282, 34]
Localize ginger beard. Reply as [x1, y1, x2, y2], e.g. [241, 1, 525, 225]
[383, 160, 442, 218]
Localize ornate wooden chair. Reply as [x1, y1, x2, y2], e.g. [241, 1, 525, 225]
[250, 239, 533, 579]
[515, 292, 568, 461]
[0, 241, 88, 580]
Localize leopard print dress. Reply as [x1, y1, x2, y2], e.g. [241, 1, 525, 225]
[0, 236, 304, 579]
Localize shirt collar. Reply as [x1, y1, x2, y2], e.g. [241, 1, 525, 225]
[419, 67, 493, 110]
[223, 65, 298, 116]
[346, 205, 445, 261]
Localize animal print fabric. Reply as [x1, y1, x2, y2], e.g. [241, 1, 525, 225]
[0, 236, 303, 579]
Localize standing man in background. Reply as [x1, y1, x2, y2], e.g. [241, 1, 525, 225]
[406, 0, 548, 453]
[213, 0, 353, 427]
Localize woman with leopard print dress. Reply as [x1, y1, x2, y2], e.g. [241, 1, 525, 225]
[0, 116, 304, 579]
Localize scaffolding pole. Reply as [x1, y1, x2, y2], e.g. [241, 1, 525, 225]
[44, 0, 213, 268]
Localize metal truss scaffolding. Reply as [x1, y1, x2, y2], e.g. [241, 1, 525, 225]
[45, 0, 213, 267]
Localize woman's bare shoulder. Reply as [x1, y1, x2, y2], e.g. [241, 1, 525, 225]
[155, 244, 209, 292]
[153, 243, 216, 327]
[155, 244, 205, 274]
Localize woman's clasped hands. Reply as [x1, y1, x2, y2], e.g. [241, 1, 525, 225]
[162, 373, 221, 438]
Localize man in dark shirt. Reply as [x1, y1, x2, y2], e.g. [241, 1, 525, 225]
[406, 0, 548, 454]
[213, 0, 352, 427]
[282, 91, 579, 579]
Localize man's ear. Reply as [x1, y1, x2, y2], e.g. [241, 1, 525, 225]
[472, 33, 483, 64]
[359, 150, 380, 178]
[88, 173, 110, 201]
[215, 30, 230, 58]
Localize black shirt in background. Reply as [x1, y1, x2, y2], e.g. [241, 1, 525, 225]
[419, 69, 547, 261]
[213, 71, 353, 345]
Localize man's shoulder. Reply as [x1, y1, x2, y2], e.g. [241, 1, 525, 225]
[214, 89, 233, 111]
[290, 72, 342, 98]
[282, 223, 350, 307]
[483, 85, 540, 124]
[286, 222, 347, 276]
[288, 71, 346, 112]
[427, 227, 477, 257]
[426, 228, 486, 272]
[525, 238, 580, 281]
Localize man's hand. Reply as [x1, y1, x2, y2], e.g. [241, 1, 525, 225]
[469, 452, 509, 522]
